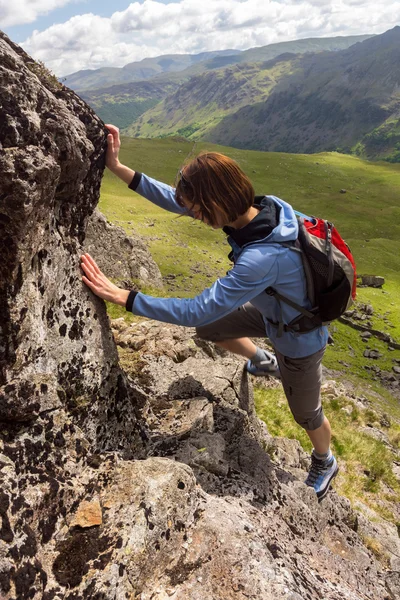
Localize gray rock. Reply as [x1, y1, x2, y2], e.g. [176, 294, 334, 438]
[85, 208, 163, 289]
[361, 275, 385, 288]
[360, 331, 372, 338]
[363, 349, 383, 359]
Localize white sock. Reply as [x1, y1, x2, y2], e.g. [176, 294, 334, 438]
[313, 448, 333, 463]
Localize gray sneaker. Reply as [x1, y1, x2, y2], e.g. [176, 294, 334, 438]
[246, 351, 280, 378]
[305, 454, 339, 501]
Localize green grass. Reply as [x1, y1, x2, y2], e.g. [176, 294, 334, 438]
[254, 387, 400, 522]
[99, 136, 400, 300]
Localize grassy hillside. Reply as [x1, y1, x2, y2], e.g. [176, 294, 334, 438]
[118, 28, 399, 163]
[101, 137, 400, 281]
[80, 80, 179, 129]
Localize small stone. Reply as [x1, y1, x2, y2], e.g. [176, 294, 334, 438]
[340, 189, 347, 193]
[363, 349, 382, 359]
[360, 331, 372, 341]
[393, 366, 400, 375]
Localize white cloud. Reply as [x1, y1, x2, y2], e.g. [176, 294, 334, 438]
[19, 0, 400, 76]
[0, 0, 77, 27]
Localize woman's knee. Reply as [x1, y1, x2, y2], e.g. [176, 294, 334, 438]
[292, 407, 325, 431]
[195, 325, 218, 342]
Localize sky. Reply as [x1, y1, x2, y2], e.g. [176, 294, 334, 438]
[1, 0, 399, 77]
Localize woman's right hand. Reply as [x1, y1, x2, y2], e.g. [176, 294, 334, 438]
[105, 124, 121, 171]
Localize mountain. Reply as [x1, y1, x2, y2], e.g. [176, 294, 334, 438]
[62, 49, 241, 91]
[127, 28, 400, 162]
[185, 34, 373, 73]
[205, 27, 400, 161]
[63, 35, 372, 92]
[124, 54, 296, 139]
[80, 79, 181, 129]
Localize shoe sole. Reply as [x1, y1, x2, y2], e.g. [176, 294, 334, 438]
[316, 464, 339, 502]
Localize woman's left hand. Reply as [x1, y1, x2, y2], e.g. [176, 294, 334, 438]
[80, 253, 129, 306]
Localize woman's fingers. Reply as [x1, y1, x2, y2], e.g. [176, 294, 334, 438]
[105, 123, 119, 134]
[82, 274, 99, 292]
[80, 254, 123, 304]
[81, 260, 96, 281]
[82, 253, 101, 275]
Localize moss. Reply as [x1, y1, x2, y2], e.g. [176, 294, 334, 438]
[27, 60, 63, 90]
[361, 534, 391, 566]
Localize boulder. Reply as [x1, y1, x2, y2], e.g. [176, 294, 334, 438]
[360, 275, 385, 288]
[84, 208, 163, 289]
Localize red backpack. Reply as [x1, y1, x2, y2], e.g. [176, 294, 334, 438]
[266, 215, 357, 336]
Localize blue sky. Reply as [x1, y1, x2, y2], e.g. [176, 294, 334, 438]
[1, 1, 399, 76]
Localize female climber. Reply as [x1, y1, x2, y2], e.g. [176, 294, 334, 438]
[80, 124, 338, 501]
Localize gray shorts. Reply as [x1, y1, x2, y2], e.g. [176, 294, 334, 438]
[196, 303, 325, 431]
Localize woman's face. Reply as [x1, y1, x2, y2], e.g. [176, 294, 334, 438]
[178, 195, 216, 227]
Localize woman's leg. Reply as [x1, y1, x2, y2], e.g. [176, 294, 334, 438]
[214, 337, 257, 358]
[275, 348, 338, 499]
[196, 306, 279, 375]
[306, 415, 331, 455]
[196, 303, 267, 345]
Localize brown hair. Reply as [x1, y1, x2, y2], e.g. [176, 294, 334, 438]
[175, 152, 255, 227]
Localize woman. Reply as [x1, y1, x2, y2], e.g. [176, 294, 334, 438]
[81, 124, 338, 501]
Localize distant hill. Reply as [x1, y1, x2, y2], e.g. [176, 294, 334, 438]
[64, 35, 372, 92]
[126, 28, 399, 162]
[124, 55, 296, 138]
[186, 34, 373, 73]
[62, 50, 241, 91]
[206, 27, 400, 162]
[80, 79, 181, 129]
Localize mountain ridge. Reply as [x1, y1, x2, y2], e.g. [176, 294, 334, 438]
[127, 27, 400, 162]
[64, 34, 373, 92]
[205, 27, 400, 160]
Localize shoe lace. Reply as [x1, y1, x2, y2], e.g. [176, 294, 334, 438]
[306, 455, 326, 485]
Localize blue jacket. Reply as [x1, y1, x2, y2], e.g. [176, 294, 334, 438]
[126, 172, 328, 358]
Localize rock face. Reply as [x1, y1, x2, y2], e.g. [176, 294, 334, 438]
[0, 31, 148, 452]
[1, 33, 399, 600]
[84, 208, 163, 289]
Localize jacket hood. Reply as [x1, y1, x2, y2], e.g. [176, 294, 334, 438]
[223, 195, 298, 248]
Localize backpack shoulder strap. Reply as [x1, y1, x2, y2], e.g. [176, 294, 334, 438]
[265, 287, 316, 320]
